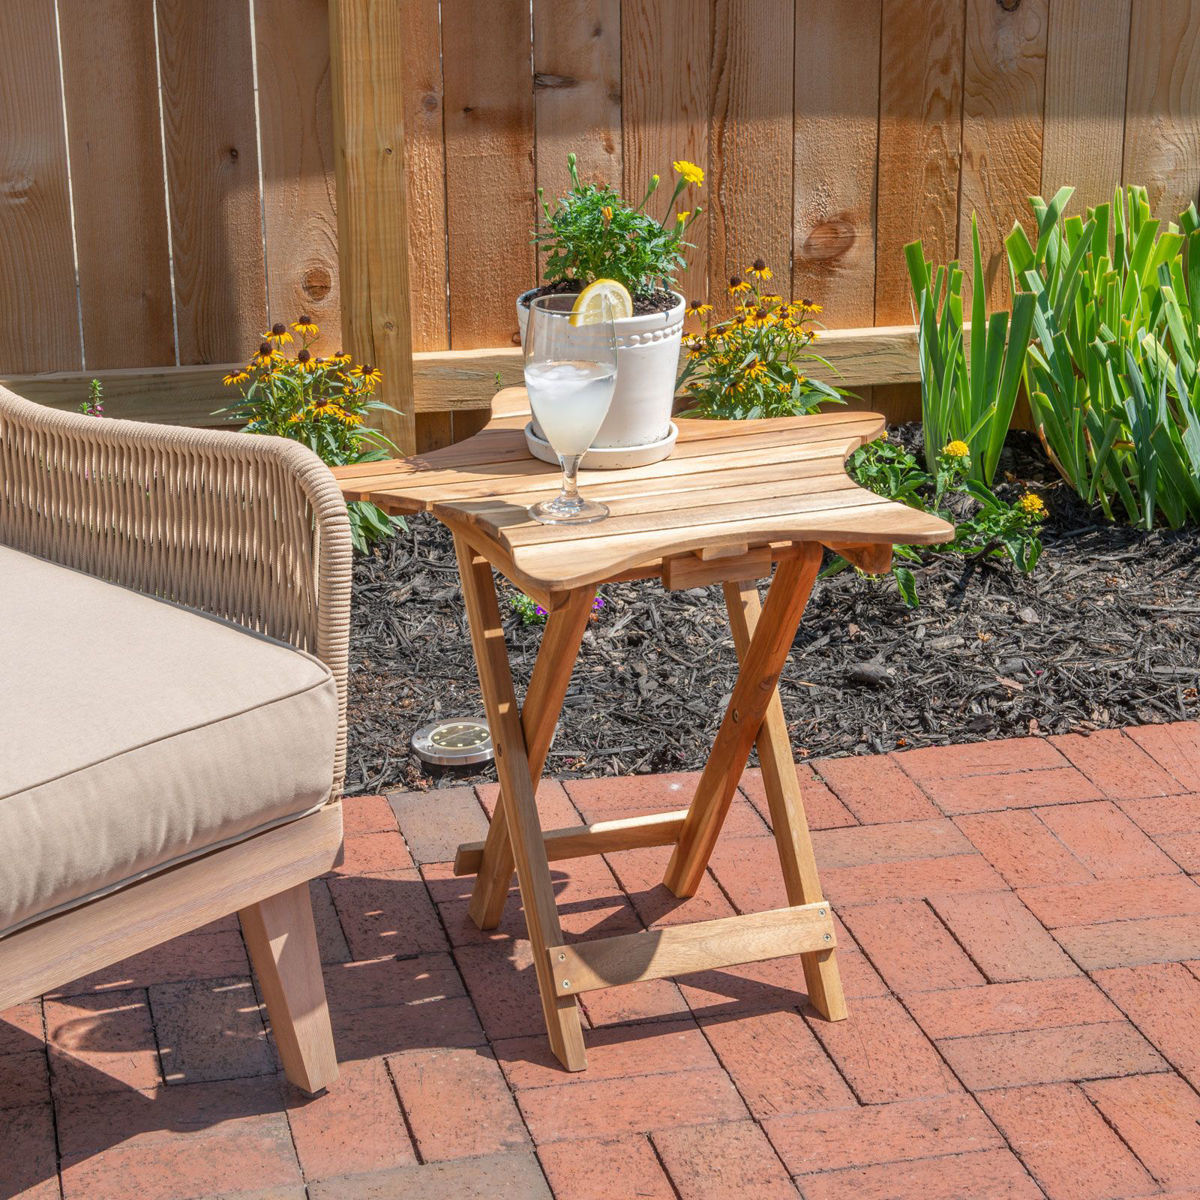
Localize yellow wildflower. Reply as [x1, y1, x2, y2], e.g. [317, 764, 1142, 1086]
[676, 210, 690, 224]
[296, 349, 317, 372]
[686, 299, 713, 318]
[222, 368, 250, 387]
[250, 341, 280, 370]
[728, 275, 750, 295]
[746, 258, 773, 281]
[673, 159, 704, 186]
[352, 364, 383, 388]
[1017, 492, 1046, 519]
[745, 358, 768, 380]
[262, 322, 293, 346]
[292, 314, 319, 339]
[943, 440, 971, 459]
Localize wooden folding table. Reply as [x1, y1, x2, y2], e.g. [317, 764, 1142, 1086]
[335, 390, 952, 1070]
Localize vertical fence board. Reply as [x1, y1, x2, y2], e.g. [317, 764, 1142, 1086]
[0, 0, 80, 373]
[621, 0, 712, 303]
[442, 0, 535, 350]
[959, 0, 1048, 305]
[256, 0, 340, 358]
[400, 0, 449, 353]
[875, 0, 964, 325]
[328, 0, 416, 453]
[792, 0, 881, 327]
[1041, 0, 1130, 213]
[1124, 0, 1200, 219]
[533, 0, 623, 202]
[60, 0, 174, 369]
[156, 0, 266, 365]
[707, 0, 793, 318]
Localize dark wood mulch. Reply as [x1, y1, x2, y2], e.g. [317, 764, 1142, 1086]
[344, 428, 1200, 796]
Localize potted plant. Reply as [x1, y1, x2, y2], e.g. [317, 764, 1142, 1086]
[518, 154, 703, 464]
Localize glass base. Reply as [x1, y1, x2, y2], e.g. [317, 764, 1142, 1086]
[528, 494, 609, 524]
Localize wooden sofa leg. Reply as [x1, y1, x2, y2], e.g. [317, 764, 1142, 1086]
[240, 882, 338, 1095]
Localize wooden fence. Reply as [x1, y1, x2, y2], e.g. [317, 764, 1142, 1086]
[3, 0, 1200, 452]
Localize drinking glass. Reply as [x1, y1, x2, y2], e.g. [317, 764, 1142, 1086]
[523, 294, 618, 524]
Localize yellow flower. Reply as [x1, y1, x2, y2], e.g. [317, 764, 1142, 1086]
[676, 210, 690, 224]
[686, 299, 713, 318]
[222, 369, 250, 387]
[351, 364, 383, 388]
[943, 440, 971, 459]
[292, 314, 319, 339]
[1017, 492, 1046, 519]
[286, 412, 304, 425]
[250, 341, 280, 369]
[745, 359, 768, 380]
[673, 159, 704, 186]
[262, 322, 293, 346]
[746, 258, 773, 281]
[728, 275, 750, 295]
[601, 205, 613, 223]
[296, 349, 317, 373]
[340, 409, 363, 427]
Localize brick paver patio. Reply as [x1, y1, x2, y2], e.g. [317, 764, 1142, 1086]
[4, 723, 1200, 1199]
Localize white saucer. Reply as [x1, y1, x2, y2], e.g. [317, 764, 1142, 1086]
[523, 421, 678, 470]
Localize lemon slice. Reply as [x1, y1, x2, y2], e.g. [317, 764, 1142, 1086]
[569, 278, 633, 325]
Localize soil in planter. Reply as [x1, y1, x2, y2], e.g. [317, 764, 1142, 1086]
[522, 279, 678, 317]
[345, 428, 1200, 796]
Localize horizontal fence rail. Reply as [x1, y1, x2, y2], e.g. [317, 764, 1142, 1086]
[2, 0, 1200, 449]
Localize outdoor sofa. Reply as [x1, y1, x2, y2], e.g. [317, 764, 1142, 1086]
[0, 385, 349, 1094]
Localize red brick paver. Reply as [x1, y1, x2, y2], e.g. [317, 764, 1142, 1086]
[5, 720, 1200, 1200]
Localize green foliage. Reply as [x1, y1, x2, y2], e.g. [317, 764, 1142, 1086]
[79, 378, 104, 417]
[905, 216, 1036, 485]
[217, 318, 406, 554]
[509, 593, 548, 625]
[1007, 185, 1200, 529]
[824, 439, 1046, 607]
[509, 592, 606, 626]
[677, 269, 846, 419]
[534, 155, 703, 298]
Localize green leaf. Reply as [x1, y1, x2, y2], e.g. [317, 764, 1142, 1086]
[893, 566, 919, 608]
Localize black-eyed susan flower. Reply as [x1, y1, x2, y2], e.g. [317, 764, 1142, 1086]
[745, 358, 768, 380]
[686, 299, 713, 318]
[296, 348, 316, 372]
[292, 314, 319, 338]
[222, 368, 250, 387]
[728, 275, 750, 295]
[352, 364, 383, 388]
[673, 159, 704, 186]
[251, 341, 279, 369]
[747, 258, 773, 280]
[263, 321, 293, 346]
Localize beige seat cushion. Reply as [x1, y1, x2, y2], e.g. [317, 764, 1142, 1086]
[0, 546, 339, 936]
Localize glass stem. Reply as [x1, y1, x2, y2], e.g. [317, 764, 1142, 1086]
[559, 454, 582, 504]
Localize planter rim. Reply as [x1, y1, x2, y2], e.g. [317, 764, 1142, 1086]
[517, 286, 685, 327]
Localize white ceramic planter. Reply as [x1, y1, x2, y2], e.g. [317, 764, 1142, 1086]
[517, 288, 685, 455]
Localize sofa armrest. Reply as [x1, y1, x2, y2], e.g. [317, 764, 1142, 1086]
[0, 385, 353, 792]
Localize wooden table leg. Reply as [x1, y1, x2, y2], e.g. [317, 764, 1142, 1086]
[723, 573, 847, 1021]
[468, 585, 597, 929]
[453, 536, 588, 1070]
[663, 544, 822, 898]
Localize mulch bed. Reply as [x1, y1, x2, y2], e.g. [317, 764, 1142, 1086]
[344, 427, 1200, 796]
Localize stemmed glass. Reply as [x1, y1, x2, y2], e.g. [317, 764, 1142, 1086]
[523, 294, 618, 524]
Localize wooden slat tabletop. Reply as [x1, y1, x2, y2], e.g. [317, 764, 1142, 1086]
[334, 388, 953, 593]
